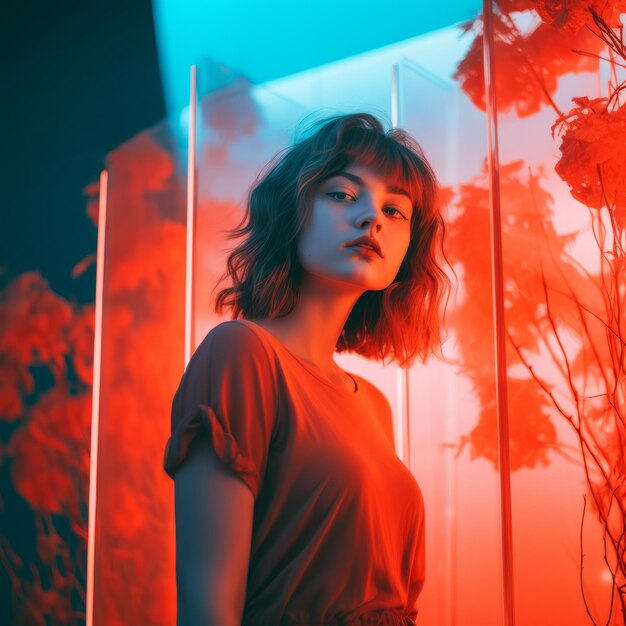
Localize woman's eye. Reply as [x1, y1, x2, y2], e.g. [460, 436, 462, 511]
[385, 207, 408, 220]
[328, 191, 354, 201]
[328, 192, 408, 220]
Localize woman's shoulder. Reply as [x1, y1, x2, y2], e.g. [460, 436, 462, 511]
[198, 319, 271, 353]
[181, 320, 278, 383]
[179, 319, 281, 401]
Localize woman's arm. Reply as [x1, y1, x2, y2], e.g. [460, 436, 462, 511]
[174, 437, 255, 626]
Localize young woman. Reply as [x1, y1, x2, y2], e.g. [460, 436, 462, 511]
[164, 112, 453, 626]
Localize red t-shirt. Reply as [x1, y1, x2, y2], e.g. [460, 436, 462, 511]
[164, 319, 425, 625]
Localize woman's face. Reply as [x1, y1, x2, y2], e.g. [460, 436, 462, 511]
[297, 160, 414, 293]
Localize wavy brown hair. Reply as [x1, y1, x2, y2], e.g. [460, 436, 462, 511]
[212, 112, 455, 368]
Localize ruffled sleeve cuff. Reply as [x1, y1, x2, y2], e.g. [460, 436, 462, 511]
[163, 403, 262, 499]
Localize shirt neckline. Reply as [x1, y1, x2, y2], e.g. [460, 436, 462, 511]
[234, 319, 360, 395]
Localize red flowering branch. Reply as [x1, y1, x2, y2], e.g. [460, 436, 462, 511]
[587, 5, 626, 58]
[520, 42, 626, 609]
[0, 272, 93, 625]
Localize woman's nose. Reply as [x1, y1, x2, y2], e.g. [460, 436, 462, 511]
[355, 199, 384, 229]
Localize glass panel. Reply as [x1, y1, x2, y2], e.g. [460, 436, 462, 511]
[189, 26, 501, 625]
[398, 40, 503, 625]
[92, 119, 186, 625]
[487, 8, 626, 624]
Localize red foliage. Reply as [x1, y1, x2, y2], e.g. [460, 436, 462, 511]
[454, 28, 549, 117]
[0, 117, 187, 622]
[529, 20, 603, 78]
[534, 0, 626, 33]
[67, 303, 95, 386]
[443, 161, 584, 469]
[77, 126, 186, 625]
[0, 359, 32, 421]
[459, 378, 559, 469]
[0, 273, 72, 420]
[0, 272, 95, 421]
[453, 16, 602, 117]
[7, 388, 91, 515]
[0, 273, 73, 384]
[497, 0, 537, 12]
[553, 97, 626, 226]
[0, 261, 96, 623]
[447, 155, 625, 563]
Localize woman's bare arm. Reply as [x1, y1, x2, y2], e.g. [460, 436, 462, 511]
[174, 437, 255, 626]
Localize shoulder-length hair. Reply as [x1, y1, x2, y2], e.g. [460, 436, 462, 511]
[213, 112, 455, 368]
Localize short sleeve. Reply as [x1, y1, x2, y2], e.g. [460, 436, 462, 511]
[163, 320, 279, 500]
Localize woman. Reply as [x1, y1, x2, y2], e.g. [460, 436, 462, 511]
[163, 112, 453, 625]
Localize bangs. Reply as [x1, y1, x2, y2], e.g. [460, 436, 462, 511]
[340, 128, 425, 210]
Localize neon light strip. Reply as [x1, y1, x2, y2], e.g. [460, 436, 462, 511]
[86, 169, 108, 626]
[184, 65, 197, 368]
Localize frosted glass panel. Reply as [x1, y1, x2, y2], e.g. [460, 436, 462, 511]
[398, 56, 502, 625]
[495, 50, 624, 626]
[92, 120, 186, 625]
[188, 28, 501, 625]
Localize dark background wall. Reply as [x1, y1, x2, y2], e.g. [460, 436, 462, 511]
[1, 1, 166, 621]
[1, 0, 166, 303]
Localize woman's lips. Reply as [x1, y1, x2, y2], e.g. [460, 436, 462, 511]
[349, 244, 380, 257]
